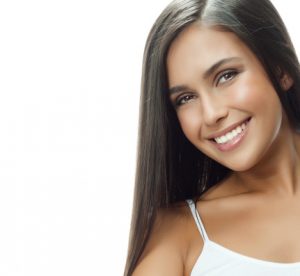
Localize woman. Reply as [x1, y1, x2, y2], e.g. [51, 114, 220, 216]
[125, 0, 300, 275]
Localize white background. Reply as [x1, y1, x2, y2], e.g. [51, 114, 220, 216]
[0, 0, 298, 275]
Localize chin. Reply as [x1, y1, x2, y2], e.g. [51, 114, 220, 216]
[215, 159, 254, 172]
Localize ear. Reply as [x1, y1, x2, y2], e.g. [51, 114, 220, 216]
[279, 72, 294, 91]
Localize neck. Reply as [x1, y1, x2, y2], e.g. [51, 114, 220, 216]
[232, 122, 300, 198]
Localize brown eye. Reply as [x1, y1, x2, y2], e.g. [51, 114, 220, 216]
[175, 94, 195, 107]
[216, 70, 238, 85]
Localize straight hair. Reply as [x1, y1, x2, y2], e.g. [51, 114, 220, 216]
[124, 0, 300, 275]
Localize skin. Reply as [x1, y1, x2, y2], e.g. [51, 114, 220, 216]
[133, 23, 300, 276]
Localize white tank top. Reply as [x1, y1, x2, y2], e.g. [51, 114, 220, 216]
[186, 199, 300, 275]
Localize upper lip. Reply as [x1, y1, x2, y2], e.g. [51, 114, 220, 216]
[206, 117, 251, 140]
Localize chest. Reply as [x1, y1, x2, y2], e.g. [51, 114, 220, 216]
[203, 198, 300, 263]
[184, 198, 300, 276]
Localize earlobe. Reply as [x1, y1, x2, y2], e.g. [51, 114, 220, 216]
[280, 73, 294, 91]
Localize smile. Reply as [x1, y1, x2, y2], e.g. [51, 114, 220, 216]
[214, 121, 247, 144]
[209, 117, 252, 152]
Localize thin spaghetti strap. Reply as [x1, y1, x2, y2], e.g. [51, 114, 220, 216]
[186, 199, 210, 242]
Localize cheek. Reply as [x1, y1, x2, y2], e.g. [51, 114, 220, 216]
[177, 108, 202, 139]
[235, 75, 283, 140]
[233, 75, 280, 113]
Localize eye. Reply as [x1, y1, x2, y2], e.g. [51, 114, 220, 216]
[175, 94, 195, 107]
[216, 70, 238, 85]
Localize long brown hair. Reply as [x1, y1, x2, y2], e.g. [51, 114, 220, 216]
[124, 0, 300, 274]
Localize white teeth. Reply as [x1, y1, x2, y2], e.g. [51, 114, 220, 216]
[214, 121, 248, 144]
[226, 133, 233, 140]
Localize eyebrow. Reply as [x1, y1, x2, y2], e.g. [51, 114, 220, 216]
[168, 57, 242, 96]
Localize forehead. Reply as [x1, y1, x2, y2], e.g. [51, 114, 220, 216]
[166, 23, 256, 85]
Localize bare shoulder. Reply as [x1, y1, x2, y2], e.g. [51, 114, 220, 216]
[132, 201, 194, 276]
[132, 179, 250, 276]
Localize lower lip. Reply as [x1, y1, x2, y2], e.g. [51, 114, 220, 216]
[210, 118, 251, 152]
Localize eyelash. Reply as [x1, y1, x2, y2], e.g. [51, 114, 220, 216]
[174, 94, 195, 107]
[174, 69, 239, 107]
[216, 69, 238, 85]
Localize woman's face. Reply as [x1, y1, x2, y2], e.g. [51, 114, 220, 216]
[166, 23, 290, 171]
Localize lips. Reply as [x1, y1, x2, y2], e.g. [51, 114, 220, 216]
[207, 117, 252, 141]
[209, 117, 251, 152]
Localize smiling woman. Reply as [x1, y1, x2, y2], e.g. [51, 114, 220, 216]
[124, 0, 300, 275]
[167, 25, 290, 170]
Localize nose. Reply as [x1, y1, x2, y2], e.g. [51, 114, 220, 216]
[201, 94, 228, 126]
